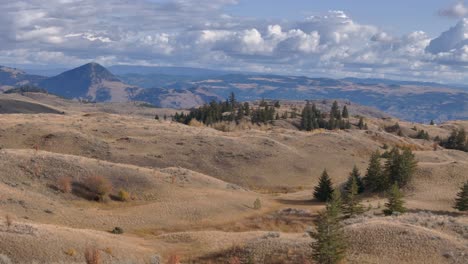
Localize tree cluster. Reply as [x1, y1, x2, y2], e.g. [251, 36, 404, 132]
[364, 147, 417, 191]
[300, 101, 351, 131]
[441, 128, 468, 152]
[173, 92, 278, 125]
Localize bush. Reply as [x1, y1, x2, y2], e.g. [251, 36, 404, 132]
[57, 176, 73, 193]
[84, 247, 101, 264]
[83, 176, 112, 202]
[118, 189, 130, 202]
[111, 227, 124, 234]
[253, 198, 262, 210]
[0, 254, 12, 264]
[5, 215, 13, 228]
[65, 248, 77, 256]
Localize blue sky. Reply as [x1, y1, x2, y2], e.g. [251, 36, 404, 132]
[2, 0, 468, 83]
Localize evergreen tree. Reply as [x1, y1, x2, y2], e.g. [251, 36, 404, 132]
[364, 151, 388, 192]
[344, 166, 364, 194]
[228, 92, 237, 110]
[301, 101, 313, 131]
[244, 102, 251, 116]
[310, 190, 346, 264]
[342, 105, 349, 118]
[163, 114, 167, 121]
[154, 114, 159, 120]
[358, 117, 365, 130]
[454, 181, 468, 211]
[430, 120, 435, 125]
[383, 182, 406, 215]
[343, 176, 364, 218]
[314, 169, 334, 202]
[330, 100, 341, 119]
[385, 147, 417, 188]
[274, 101, 281, 108]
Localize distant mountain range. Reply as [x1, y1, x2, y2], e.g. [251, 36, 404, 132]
[1, 63, 467, 122]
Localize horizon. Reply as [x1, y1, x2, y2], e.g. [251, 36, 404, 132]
[2, 1, 468, 83]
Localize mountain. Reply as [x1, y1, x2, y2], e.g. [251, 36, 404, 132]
[0, 66, 45, 91]
[39, 63, 140, 102]
[108, 65, 236, 77]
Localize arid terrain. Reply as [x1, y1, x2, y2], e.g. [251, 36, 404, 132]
[0, 92, 467, 264]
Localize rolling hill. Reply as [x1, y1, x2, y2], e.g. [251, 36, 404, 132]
[0, 66, 45, 92]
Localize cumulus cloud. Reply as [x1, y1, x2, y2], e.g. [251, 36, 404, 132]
[439, 1, 468, 18]
[1, 0, 468, 83]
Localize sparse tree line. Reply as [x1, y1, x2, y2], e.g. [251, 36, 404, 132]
[172, 92, 280, 125]
[300, 100, 353, 131]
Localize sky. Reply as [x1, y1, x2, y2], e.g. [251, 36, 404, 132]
[2, 0, 468, 83]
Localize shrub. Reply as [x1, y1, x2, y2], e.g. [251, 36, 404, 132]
[0, 254, 12, 264]
[117, 189, 130, 202]
[84, 247, 101, 264]
[57, 176, 73, 193]
[65, 248, 77, 256]
[167, 254, 180, 264]
[5, 215, 13, 228]
[253, 198, 262, 210]
[111, 227, 124, 234]
[83, 176, 112, 201]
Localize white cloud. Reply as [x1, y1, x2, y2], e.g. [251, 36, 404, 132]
[2, 1, 468, 83]
[439, 1, 468, 18]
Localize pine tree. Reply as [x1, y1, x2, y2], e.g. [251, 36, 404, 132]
[454, 181, 468, 211]
[342, 105, 349, 118]
[385, 147, 417, 188]
[228, 92, 236, 110]
[310, 190, 346, 264]
[314, 169, 334, 202]
[383, 182, 406, 216]
[244, 102, 251, 116]
[343, 176, 364, 218]
[344, 166, 364, 194]
[331, 100, 340, 119]
[358, 117, 365, 130]
[364, 150, 388, 192]
[301, 101, 313, 131]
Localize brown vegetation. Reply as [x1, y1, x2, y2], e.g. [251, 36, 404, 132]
[56, 176, 73, 193]
[83, 175, 112, 201]
[84, 247, 101, 264]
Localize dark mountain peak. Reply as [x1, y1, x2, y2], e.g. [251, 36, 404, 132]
[66, 62, 120, 82]
[39, 62, 123, 100]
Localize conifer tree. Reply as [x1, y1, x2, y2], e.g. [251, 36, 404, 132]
[358, 117, 365, 130]
[314, 169, 334, 202]
[383, 182, 406, 215]
[331, 100, 341, 119]
[343, 176, 364, 218]
[344, 166, 364, 194]
[364, 151, 388, 192]
[342, 105, 349, 118]
[454, 181, 468, 211]
[430, 120, 435, 125]
[244, 102, 251, 116]
[310, 190, 346, 264]
[385, 147, 417, 188]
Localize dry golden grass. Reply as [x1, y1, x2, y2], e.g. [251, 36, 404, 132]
[0, 93, 466, 263]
